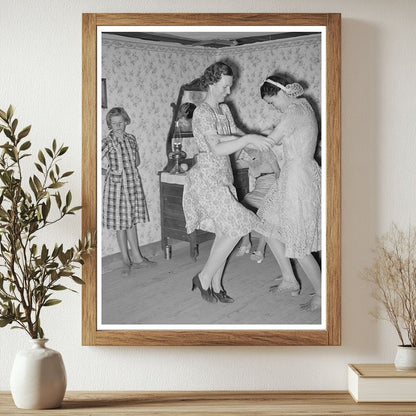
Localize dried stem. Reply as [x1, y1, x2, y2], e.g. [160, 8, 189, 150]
[363, 223, 416, 347]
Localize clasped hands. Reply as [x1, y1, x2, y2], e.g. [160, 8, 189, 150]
[244, 133, 276, 152]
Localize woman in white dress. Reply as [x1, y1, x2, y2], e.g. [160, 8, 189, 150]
[257, 75, 322, 310]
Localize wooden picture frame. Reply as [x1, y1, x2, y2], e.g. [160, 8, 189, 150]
[82, 13, 341, 346]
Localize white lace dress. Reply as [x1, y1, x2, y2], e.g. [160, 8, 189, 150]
[257, 99, 321, 258]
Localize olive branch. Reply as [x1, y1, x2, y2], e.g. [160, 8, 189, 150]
[0, 105, 95, 339]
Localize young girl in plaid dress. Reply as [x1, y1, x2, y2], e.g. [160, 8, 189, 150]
[102, 107, 155, 273]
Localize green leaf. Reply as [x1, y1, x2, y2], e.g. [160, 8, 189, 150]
[33, 175, 43, 192]
[48, 182, 64, 189]
[19, 140, 31, 151]
[43, 299, 62, 307]
[34, 162, 43, 173]
[58, 250, 67, 264]
[58, 146, 68, 156]
[65, 191, 72, 207]
[41, 244, 48, 262]
[55, 192, 62, 208]
[50, 285, 68, 291]
[0, 109, 7, 121]
[29, 177, 38, 197]
[17, 125, 31, 140]
[0, 317, 13, 327]
[52, 139, 57, 152]
[6, 105, 14, 121]
[41, 202, 50, 220]
[4, 128, 12, 140]
[45, 147, 53, 158]
[61, 171, 74, 178]
[11, 118, 18, 133]
[71, 276, 85, 285]
[38, 325, 44, 339]
[69, 206, 82, 214]
[38, 150, 46, 165]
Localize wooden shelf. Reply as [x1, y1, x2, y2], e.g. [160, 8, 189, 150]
[1, 391, 416, 415]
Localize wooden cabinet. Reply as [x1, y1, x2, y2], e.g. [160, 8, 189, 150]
[159, 168, 249, 260]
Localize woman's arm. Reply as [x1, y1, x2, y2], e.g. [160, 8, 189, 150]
[101, 136, 110, 175]
[260, 127, 274, 136]
[207, 133, 274, 156]
[269, 151, 281, 177]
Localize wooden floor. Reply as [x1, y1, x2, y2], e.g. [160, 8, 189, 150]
[101, 239, 321, 326]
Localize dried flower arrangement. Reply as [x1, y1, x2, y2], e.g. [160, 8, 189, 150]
[363, 223, 416, 347]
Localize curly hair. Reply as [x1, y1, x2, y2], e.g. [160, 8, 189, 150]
[106, 107, 131, 129]
[200, 62, 233, 89]
[260, 74, 292, 98]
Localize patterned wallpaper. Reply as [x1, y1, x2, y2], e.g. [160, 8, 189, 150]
[101, 34, 321, 257]
[101, 36, 212, 256]
[218, 35, 322, 132]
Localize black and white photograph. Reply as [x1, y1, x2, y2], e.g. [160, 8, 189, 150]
[96, 25, 326, 331]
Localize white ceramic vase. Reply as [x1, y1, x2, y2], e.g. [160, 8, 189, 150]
[10, 338, 67, 409]
[394, 345, 416, 371]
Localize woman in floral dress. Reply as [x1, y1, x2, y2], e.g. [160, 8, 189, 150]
[182, 62, 274, 303]
[102, 107, 155, 274]
[257, 75, 322, 310]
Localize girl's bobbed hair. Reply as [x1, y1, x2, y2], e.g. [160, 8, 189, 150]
[106, 107, 131, 129]
[200, 62, 233, 90]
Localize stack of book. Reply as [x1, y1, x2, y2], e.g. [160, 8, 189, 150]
[348, 364, 416, 402]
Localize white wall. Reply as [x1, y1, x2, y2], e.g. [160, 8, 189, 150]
[1, 0, 416, 391]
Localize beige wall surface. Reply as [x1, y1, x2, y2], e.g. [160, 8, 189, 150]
[1, 0, 416, 391]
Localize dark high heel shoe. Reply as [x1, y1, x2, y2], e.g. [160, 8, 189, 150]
[213, 289, 235, 303]
[191, 274, 217, 303]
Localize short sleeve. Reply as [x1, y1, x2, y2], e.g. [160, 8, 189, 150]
[193, 104, 217, 137]
[126, 133, 140, 166]
[221, 104, 237, 134]
[192, 104, 220, 147]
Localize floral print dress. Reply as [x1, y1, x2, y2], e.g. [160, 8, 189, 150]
[102, 132, 149, 230]
[257, 99, 321, 258]
[182, 102, 260, 237]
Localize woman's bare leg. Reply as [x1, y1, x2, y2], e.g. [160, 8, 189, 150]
[211, 261, 226, 293]
[116, 230, 131, 265]
[251, 236, 267, 263]
[297, 254, 321, 311]
[265, 237, 297, 284]
[198, 234, 240, 290]
[126, 225, 144, 263]
[256, 236, 267, 254]
[236, 234, 251, 256]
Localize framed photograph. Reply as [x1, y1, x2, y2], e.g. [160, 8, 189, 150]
[82, 13, 341, 346]
[101, 78, 107, 109]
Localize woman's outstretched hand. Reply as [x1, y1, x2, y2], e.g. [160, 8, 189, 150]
[244, 134, 274, 151]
